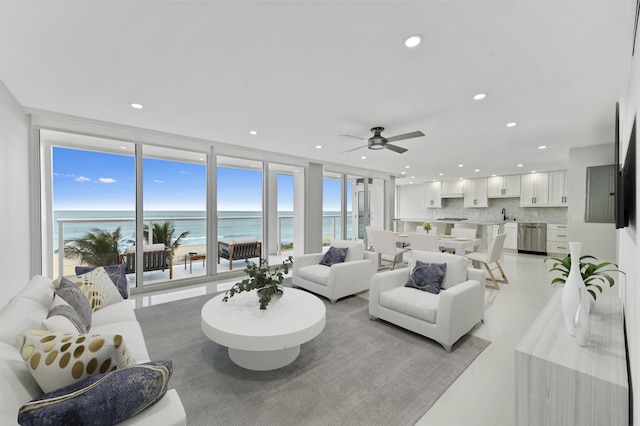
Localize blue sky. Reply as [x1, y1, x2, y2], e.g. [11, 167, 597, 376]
[52, 148, 327, 211]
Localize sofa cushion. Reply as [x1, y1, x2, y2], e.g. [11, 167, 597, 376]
[75, 263, 129, 299]
[319, 246, 348, 266]
[330, 240, 364, 262]
[56, 280, 92, 331]
[91, 300, 137, 327]
[43, 294, 88, 334]
[379, 286, 438, 323]
[404, 261, 446, 294]
[63, 267, 124, 312]
[296, 264, 331, 286]
[91, 320, 150, 363]
[410, 251, 468, 290]
[0, 341, 43, 423]
[16, 330, 136, 393]
[18, 360, 173, 426]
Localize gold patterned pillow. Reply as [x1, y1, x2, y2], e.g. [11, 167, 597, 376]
[16, 330, 135, 393]
[62, 267, 123, 312]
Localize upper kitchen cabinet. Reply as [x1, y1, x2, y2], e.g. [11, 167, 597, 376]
[548, 170, 569, 206]
[488, 175, 521, 198]
[441, 179, 465, 198]
[520, 172, 549, 207]
[423, 181, 442, 208]
[463, 178, 488, 207]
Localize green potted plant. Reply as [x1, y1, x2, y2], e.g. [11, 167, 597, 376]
[222, 256, 294, 310]
[423, 221, 432, 233]
[545, 253, 625, 300]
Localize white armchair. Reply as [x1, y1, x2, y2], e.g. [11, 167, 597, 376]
[369, 250, 486, 352]
[292, 240, 377, 304]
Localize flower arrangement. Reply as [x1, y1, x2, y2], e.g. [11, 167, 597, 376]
[423, 221, 432, 232]
[545, 253, 625, 300]
[222, 256, 294, 310]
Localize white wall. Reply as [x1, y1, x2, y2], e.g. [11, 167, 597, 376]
[619, 46, 640, 424]
[567, 144, 617, 263]
[0, 81, 30, 310]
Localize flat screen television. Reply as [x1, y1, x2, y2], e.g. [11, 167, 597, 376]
[615, 104, 636, 229]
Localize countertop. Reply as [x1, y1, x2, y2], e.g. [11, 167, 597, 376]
[399, 218, 567, 225]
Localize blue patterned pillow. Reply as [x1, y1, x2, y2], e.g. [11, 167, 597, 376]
[18, 360, 173, 426]
[75, 263, 129, 299]
[319, 246, 349, 266]
[405, 261, 447, 294]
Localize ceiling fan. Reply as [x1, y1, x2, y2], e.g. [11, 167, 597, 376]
[340, 126, 425, 154]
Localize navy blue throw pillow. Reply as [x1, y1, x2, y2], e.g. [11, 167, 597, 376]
[18, 360, 173, 426]
[75, 263, 129, 299]
[405, 261, 447, 294]
[319, 246, 349, 266]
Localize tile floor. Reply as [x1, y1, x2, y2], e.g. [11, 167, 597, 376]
[129, 250, 557, 426]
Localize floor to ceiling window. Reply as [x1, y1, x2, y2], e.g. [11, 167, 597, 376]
[323, 171, 343, 244]
[216, 156, 263, 272]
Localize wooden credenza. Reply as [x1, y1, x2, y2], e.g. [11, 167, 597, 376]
[515, 289, 628, 426]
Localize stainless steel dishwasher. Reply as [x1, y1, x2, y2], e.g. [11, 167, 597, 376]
[517, 223, 547, 255]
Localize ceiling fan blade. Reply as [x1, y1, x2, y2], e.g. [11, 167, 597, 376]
[339, 134, 367, 141]
[341, 144, 368, 153]
[385, 143, 408, 154]
[385, 130, 425, 143]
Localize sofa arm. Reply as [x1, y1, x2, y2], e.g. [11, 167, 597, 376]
[369, 269, 410, 300]
[326, 259, 374, 288]
[467, 267, 487, 283]
[363, 250, 379, 269]
[437, 279, 484, 341]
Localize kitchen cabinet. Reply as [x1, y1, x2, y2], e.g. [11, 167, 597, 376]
[520, 172, 549, 207]
[548, 171, 569, 206]
[488, 175, 521, 198]
[504, 222, 517, 250]
[423, 181, 442, 208]
[463, 178, 488, 207]
[441, 179, 464, 198]
[546, 223, 568, 254]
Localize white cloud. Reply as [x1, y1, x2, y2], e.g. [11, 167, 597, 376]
[99, 177, 117, 184]
[75, 176, 91, 182]
[154, 179, 166, 184]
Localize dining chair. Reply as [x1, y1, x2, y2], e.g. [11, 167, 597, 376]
[415, 225, 427, 234]
[466, 233, 509, 290]
[365, 225, 381, 251]
[451, 227, 477, 239]
[371, 229, 410, 270]
[408, 232, 439, 252]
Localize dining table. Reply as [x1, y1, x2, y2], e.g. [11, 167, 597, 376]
[393, 233, 481, 256]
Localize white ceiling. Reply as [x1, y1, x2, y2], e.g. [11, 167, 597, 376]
[0, 1, 635, 185]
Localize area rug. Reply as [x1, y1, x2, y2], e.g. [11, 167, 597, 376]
[136, 292, 489, 426]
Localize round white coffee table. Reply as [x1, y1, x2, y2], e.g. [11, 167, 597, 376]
[201, 287, 326, 371]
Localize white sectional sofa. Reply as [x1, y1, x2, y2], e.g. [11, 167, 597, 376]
[0, 275, 186, 425]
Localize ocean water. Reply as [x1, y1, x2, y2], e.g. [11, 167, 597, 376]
[53, 210, 351, 251]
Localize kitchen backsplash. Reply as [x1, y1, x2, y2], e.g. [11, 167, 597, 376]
[418, 198, 568, 223]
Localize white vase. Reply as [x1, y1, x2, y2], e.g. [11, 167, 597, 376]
[561, 242, 586, 336]
[574, 287, 592, 347]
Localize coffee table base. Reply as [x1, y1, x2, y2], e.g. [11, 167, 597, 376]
[228, 346, 300, 371]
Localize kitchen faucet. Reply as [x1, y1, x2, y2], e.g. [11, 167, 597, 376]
[502, 208, 507, 221]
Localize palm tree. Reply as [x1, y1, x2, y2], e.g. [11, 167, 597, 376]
[64, 227, 124, 267]
[143, 221, 189, 251]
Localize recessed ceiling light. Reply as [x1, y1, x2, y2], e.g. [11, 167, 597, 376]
[459, 177, 464, 180]
[401, 171, 406, 175]
[531, 171, 537, 173]
[475, 169, 480, 172]
[249, 130, 258, 135]
[361, 156, 367, 160]
[506, 122, 517, 127]
[517, 164, 523, 167]
[130, 103, 143, 109]
[458, 164, 464, 168]
[409, 181, 414, 185]
[404, 34, 423, 48]
[411, 176, 415, 179]
[405, 165, 410, 169]
[120, 146, 127, 150]
[538, 145, 546, 150]
[492, 174, 497, 177]
[432, 179, 436, 182]
[316, 145, 322, 149]
[473, 93, 486, 100]
[439, 173, 444, 176]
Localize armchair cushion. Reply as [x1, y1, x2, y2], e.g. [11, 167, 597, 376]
[404, 261, 446, 294]
[296, 265, 330, 286]
[319, 246, 348, 266]
[379, 287, 438, 323]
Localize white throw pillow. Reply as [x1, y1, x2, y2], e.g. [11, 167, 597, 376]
[63, 267, 124, 312]
[16, 330, 135, 393]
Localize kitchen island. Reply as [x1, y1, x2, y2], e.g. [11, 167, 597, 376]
[399, 218, 505, 253]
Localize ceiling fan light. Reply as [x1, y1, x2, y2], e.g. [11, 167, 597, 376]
[369, 144, 385, 150]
